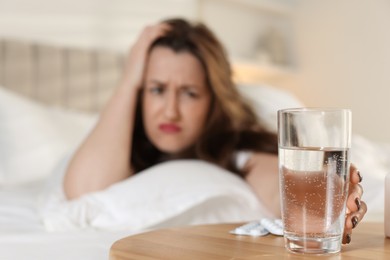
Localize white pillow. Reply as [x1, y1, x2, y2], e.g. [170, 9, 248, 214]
[0, 87, 97, 185]
[39, 160, 272, 231]
[237, 84, 304, 132]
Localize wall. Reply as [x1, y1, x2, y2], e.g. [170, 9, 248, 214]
[198, 0, 296, 84]
[0, 0, 197, 52]
[198, 0, 294, 61]
[277, 0, 390, 142]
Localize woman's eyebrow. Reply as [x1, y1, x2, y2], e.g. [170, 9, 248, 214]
[146, 80, 203, 90]
[181, 83, 207, 90]
[146, 79, 165, 85]
[180, 84, 198, 89]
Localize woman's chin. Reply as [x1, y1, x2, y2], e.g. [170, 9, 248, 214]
[154, 143, 191, 155]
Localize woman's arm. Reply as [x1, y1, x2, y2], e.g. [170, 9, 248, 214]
[63, 86, 138, 200]
[244, 152, 281, 217]
[63, 23, 171, 200]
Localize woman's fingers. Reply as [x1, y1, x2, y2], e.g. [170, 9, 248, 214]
[346, 182, 363, 213]
[121, 23, 171, 89]
[342, 229, 352, 244]
[345, 200, 368, 230]
[137, 22, 172, 46]
[350, 164, 362, 184]
[342, 200, 368, 244]
[342, 163, 366, 244]
[348, 182, 364, 203]
[140, 23, 171, 44]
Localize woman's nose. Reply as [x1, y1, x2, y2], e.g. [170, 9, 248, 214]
[164, 91, 180, 121]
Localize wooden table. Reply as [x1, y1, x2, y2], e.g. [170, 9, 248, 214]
[110, 222, 390, 259]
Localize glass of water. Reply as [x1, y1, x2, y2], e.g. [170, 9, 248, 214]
[278, 108, 351, 254]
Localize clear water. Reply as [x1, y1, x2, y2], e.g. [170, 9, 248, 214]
[279, 147, 350, 254]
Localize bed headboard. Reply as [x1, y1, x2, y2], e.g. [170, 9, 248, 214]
[0, 39, 126, 113]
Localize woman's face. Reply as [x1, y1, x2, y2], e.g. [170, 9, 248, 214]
[142, 46, 212, 154]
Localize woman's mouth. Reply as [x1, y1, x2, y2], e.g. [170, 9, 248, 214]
[159, 123, 182, 133]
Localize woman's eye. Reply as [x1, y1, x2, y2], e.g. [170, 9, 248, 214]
[149, 86, 164, 95]
[182, 89, 198, 98]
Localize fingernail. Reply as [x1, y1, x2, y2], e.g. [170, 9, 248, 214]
[357, 171, 363, 183]
[346, 234, 351, 244]
[352, 216, 359, 228]
[355, 198, 361, 211]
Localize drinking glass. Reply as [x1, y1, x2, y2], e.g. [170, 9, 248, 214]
[278, 108, 351, 254]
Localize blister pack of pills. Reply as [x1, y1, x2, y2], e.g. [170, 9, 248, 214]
[230, 218, 284, 237]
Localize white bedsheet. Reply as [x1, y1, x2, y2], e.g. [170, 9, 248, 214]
[0, 180, 135, 260]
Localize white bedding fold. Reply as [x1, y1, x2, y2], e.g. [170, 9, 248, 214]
[39, 160, 271, 232]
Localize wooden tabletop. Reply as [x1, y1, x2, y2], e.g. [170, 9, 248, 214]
[110, 222, 390, 259]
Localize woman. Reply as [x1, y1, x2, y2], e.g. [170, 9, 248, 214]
[63, 18, 366, 244]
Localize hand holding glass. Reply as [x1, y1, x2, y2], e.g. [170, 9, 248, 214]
[278, 108, 351, 254]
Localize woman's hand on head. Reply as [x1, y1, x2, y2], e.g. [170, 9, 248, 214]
[120, 23, 171, 90]
[342, 163, 367, 244]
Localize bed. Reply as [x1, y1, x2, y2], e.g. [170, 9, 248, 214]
[1, 38, 389, 259]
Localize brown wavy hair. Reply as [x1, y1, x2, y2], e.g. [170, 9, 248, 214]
[131, 18, 277, 176]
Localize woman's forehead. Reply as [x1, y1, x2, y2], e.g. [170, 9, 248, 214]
[146, 46, 206, 86]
